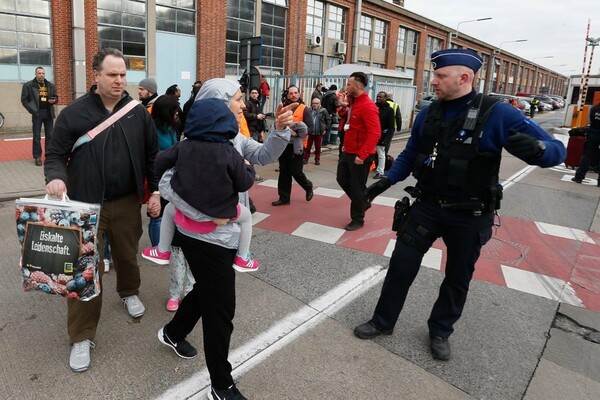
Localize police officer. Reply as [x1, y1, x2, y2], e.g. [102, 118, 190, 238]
[353, 49, 566, 360]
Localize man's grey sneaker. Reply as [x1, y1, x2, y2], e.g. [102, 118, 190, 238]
[122, 295, 145, 318]
[208, 384, 247, 400]
[69, 339, 95, 372]
[430, 335, 451, 360]
[158, 327, 197, 359]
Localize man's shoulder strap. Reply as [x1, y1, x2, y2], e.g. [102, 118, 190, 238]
[72, 99, 140, 151]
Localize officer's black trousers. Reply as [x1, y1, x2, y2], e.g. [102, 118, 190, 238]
[276, 144, 313, 203]
[371, 200, 494, 339]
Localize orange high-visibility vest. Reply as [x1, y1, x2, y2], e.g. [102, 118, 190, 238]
[293, 104, 307, 147]
[239, 114, 251, 138]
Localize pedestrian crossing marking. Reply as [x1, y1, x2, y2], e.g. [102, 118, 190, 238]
[501, 265, 584, 306]
[291, 222, 346, 244]
[535, 221, 595, 244]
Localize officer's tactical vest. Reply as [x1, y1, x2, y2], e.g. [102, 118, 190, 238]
[412, 94, 500, 196]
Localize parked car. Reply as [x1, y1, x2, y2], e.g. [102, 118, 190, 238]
[547, 95, 565, 108]
[489, 93, 531, 115]
[415, 94, 436, 110]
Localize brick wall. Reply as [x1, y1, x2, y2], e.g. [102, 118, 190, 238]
[197, 0, 226, 80]
[51, 1, 73, 105]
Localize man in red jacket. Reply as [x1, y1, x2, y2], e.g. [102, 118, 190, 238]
[336, 72, 381, 230]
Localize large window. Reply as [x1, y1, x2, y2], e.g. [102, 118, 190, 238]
[156, 0, 195, 35]
[422, 69, 432, 94]
[306, 0, 324, 37]
[98, 0, 146, 70]
[304, 53, 322, 74]
[425, 36, 442, 59]
[373, 19, 387, 50]
[0, 0, 52, 78]
[327, 56, 342, 69]
[260, 2, 286, 73]
[397, 27, 418, 56]
[359, 15, 371, 46]
[327, 4, 345, 41]
[226, 0, 255, 76]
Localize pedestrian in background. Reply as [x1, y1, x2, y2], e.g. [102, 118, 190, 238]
[243, 87, 266, 142]
[311, 82, 324, 101]
[335, 72, 381, 231]
[303, 97, 330, 165]
[572, 101, 600, 186]
[271, 85, 315, 206]
[181, 80, 203, 128]
[44, 48, 161, 372]
[374, 91, 395, 179]
[139, 77, 159, 113]
[148, 94, 194, 312]
[259, 76, 270, 112]
[354, 49, 565, 361]
[21, 66, 57, 166]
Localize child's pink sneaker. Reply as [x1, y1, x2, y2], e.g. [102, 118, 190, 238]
[166, 297, 179, 312]
[142, 246, 171, 265]
[232, 255, 259, 272]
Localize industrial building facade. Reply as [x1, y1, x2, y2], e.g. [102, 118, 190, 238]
[0, 0, 567, 131]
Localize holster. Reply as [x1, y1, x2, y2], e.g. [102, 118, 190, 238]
[392, 196, 411, 232]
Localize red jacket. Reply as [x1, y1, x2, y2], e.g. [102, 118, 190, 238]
[343, 92, 381, 160]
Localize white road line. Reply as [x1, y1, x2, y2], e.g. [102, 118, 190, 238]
[155, 265, 387, 400]
[534, 221, 595, 244]
[501, 165, 537, 190]
[4, 137, 33, 141]
[292, 222, 346, 244]
[422, 247, 443, 270]
[250, 211, 269, 226]
[501, 265, 583, 307]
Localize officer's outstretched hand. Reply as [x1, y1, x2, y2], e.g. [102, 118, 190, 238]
[365, 176, 391, 202]
[504, 132, 543, 160]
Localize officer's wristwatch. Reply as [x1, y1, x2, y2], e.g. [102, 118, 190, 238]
[534, 140, 546, 158]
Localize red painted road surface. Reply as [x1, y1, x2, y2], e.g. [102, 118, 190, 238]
[249, 183, 600, 312]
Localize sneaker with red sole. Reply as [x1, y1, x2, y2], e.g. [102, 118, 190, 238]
[232, 255, 259, 272]
[141, 246, 171, 265]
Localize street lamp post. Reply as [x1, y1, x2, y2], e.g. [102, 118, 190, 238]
[485, 39, 527, 94]
[532, 56, 553, 93]
[447, 17, 492, 48]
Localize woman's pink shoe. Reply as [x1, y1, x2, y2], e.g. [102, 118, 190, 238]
[166, 297, 179, 312]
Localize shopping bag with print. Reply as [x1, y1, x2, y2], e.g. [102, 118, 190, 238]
[15, 195, 101, 301]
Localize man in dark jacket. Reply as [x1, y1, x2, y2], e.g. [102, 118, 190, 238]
[45, 48, 161, 373]
[243, 87, 266, 142]
[21, 66, 57, 166]
[304, 97, 331, 165]
[374, 92, 395, 179]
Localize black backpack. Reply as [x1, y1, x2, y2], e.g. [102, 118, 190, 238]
[322, 92, 337, 115]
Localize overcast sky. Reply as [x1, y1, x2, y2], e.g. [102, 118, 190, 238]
[400, 0, 600, 77]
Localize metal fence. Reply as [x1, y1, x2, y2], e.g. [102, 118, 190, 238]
[261, 74, 417, 130]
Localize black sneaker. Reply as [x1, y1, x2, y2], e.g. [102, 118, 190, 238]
[571, 177, 583, 184]
[208, 384, 247, 400]
[429, 335, 451, 361]
[158, 327, 197, 359]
